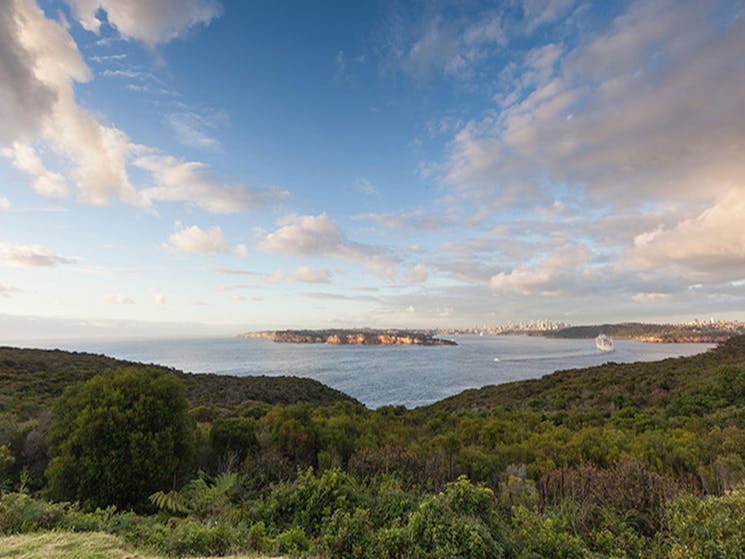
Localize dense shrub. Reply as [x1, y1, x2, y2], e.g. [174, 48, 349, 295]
[45, 367, 194, 511]
[405, 476, 505, 559]
[209, 416, 258, 467]
[258, 468, 367, 536]
[0, 492, 63, 534]
[321, 507, 376, 559]
[667, 486, 745, 559]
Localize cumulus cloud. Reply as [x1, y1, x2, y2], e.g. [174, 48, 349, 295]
[0, 197, 10, 210]
[286, 266, 333, 284]
[0, 242, 74, 267]
[2, 143, 69, 198]
[1, 0, 145, 207]
[136, 154, 288, 213]
[104, 294, 134, 304]
[258, 213, 398, 278]
[445, 0, 745, 208]
[64, 0, 221, 45]
[0, 3, 57, 143]
[2, 1, 265, 216]
[489, 244, 591, 295]
[163, 224, 246, 255]
[628, 187, 745, 282]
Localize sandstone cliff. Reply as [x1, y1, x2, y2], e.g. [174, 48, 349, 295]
[238, 329, 457, 346]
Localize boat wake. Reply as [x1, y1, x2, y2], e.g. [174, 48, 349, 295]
[494, 350, 602, 362]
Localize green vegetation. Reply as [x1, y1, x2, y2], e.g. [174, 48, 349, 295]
[46, 367, 193, 510]
[545, 321, 744, 342]
[2, 337, 745, 557]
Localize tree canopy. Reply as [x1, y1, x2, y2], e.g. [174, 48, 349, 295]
[45, 367, 193, 511]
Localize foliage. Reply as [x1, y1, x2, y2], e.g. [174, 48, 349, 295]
[0, 492, 63, 534]
[257, 468, 367, 537]
[45, 367, 194, 511]
[667, 486, 745, 559]
[404, 476, 504, 559]
[4, 337, 745, 556]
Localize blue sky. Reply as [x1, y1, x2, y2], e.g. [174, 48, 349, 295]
[1, 0, 744, 340]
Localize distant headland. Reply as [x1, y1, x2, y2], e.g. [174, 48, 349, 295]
[238, 329, 457, 346]
[438, 319, 745, 344]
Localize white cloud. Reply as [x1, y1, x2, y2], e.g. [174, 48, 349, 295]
[1, 1, 249, 215]
[409, 263, 428, 283]
[286, 266, 333, 284]
[104, 294, 134, 304]
[165, 110, 227, 151]
[1, 0, 145, 207]
[64, 0, 221, 45]
[628, 187, 745, 282]
[0, 197, 10, 210]
[522, 0, 576, 32]
[164, 224, 246, 255]
[489, 244, 591, 295]
[0, 242, 74, 267]
[354, 177, 379, 197]
[632, 292, 671, 304]
[3, 142, 69, 198]
[445, 0, 745, 208]
[136, 154, 288, 213]
[259, 213, 398, 278]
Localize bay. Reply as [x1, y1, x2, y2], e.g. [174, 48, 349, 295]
[28, 335, 714, 409]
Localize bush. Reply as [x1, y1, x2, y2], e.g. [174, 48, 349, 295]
[145, 518, 241, 557]
[259, 468, 367, 536]
[667, 486, 745, 558]
[209, 416, 258, 467]
[509, 505, 588, 559]
[0, 492, 63, 534]
[321, 507, 376, 559]
[275, 525, 311, 555]
[46, 367, 194, 511]
[406, 477, 504, 559]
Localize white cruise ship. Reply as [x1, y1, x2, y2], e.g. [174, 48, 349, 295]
[595, 333, 614, 352]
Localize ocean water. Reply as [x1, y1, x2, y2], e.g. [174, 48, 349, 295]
[32, 335, 714, 409]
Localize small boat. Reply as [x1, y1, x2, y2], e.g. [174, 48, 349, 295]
[595, 334, 614, 352]
[493, 357, 501, 362]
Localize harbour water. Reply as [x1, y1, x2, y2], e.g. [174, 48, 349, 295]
[31, 335, 714, 408]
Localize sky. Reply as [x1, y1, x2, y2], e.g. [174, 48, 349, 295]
[1, 0, 744, 340]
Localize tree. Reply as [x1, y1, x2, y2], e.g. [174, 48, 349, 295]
[45, 367, 193, 510]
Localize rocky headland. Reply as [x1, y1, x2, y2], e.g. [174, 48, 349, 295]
[239, 329, 457, 346]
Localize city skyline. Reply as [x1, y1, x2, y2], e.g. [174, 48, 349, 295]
[1, 0, 744, 341]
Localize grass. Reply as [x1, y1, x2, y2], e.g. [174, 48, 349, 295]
[0, 531, 281, 559]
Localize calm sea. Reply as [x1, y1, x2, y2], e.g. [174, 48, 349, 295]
[29, 335, 713, 409]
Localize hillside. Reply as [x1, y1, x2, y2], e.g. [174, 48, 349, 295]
[2, 338, 745, 558]
[428, 335, 745, 420]
[544, 321, 744, 343]
[0, 346, 359, 421]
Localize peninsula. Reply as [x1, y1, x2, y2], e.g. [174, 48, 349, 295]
[239, 328, 457, 346]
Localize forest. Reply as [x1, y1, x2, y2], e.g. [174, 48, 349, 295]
[2, 337, 745, 558]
